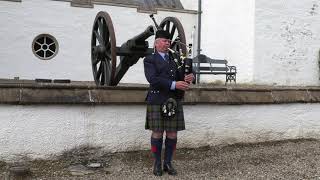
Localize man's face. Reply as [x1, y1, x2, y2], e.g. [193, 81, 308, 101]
[155, 38, 171, 53]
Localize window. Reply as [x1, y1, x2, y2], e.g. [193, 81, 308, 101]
[32, 34, 59, 60]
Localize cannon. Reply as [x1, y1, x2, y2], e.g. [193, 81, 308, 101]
[91, 11, 187, 86]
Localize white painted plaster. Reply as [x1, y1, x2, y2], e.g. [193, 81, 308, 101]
[200, 0, 255, 84]
[179, 0, 198, 11]
[254, 0, 320, 86]
[0, 0, 197, 84]
[1, 1, 320, 86]
[1, 0, 320, 161]
[1, 103, 320, 160]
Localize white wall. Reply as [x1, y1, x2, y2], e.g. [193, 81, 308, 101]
[180, 0, 198, 11]
[1, 0, 320, 86]
[254, 0, 320, 86]
[1, 103, 320, 160]
[200, 0, 255, 83]
[0, 0, 197, 84]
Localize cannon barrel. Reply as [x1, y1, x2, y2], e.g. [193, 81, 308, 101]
[125, 25, 155, 51]
[112, 26, 155, 85]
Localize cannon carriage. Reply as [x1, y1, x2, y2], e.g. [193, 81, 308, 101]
[91, 11, 188, 86]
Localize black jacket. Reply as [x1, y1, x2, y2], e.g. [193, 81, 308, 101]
[144, 52, 185, 105]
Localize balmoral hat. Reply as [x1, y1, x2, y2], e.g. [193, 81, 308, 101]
[155, 30, 170, 39]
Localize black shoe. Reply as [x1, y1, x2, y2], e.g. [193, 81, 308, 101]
[163, 163, 177, 175]
[153, 162, 162, 176]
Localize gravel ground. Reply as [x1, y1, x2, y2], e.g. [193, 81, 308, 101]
[2, 139, 320, 180]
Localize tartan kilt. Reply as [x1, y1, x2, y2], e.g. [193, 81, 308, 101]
[145, 101, 185, 131]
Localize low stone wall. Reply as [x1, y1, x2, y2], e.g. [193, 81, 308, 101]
[1, 82, 320, 104]
[1, 82, 320, 160]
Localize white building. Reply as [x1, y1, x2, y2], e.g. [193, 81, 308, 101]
[202, 0, 320, 86]
[1, 0, 319, 85]
[0, 0, 197, 84]
[1, 0, 320, 160]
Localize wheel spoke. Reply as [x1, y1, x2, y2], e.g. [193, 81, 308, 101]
[166, 21, 171, 32]
[101, 61, 106, 85]
[170, 25, 176, 40]
[36, 41, 42, 46]
[105, 57, 111, 72]
[96, 63, 102, 80]
[105, 40, 111, 58]
[98, 18, 104, 42]
[92, 46, 98, 63]
[94, 30, 104, 45]
[172, 38, 179, 51]
[104, 57, 112, 85]
[105, 38, 110, 50]
[105, 29, 109, 45]
[103, 60, 108, 84]
[35, 49, 41, 53]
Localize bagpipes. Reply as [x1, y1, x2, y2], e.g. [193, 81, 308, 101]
[167, 42, 193, 76]
[162, 42, 193, 118]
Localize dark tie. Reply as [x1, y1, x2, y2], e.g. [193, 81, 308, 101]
[164, 54, 169, 61]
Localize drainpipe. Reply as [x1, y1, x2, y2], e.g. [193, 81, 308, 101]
[196, 0, 202, 83]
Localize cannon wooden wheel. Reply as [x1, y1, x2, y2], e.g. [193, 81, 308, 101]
[91, 11, 117, 86]
[159, 17, 187, 55]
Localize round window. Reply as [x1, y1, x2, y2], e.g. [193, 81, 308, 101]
[32, 34, 59, 60]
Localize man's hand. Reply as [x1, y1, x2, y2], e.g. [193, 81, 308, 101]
[175, 81, 190, 91]
[184, 74, 195, 84]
